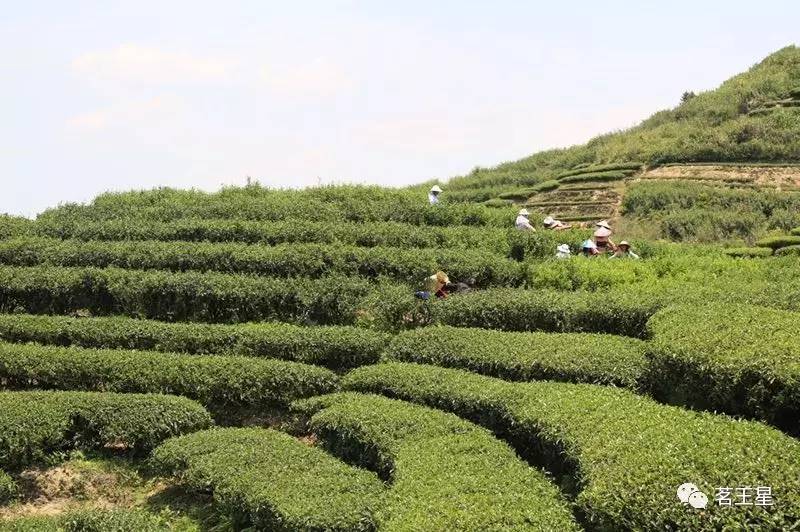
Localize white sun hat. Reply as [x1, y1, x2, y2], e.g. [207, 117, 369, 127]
[618, 240, 631, 248]
[595, 220, 612, 230]
[557, 244, 570, 254]
[594, 227, 612, 238]
[518, 208, 530, 216]
[543, 216, 555, 226]
[582, 239, 597, 249]
[430, 185, 443, 193]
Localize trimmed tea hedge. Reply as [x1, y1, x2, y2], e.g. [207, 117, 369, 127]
[151, 427, 383, 531]
[557, 162, 643, 179]
[34, 218, 515, 253]
[293, 392, 579, 531]
[623, 180, 800, 221]
[0, 266, 401, 326]
[0, 341, 338, 408]
[646, 304, 800, 434]
[0, 390, 211, 470]
[558, 170, 633, 184]
[497, 180, 561, 200]
[791, 226, 800, 236]
[531, 179, 561, 192]
[0, 238, 526, 287]
[497, 189, 533, 201]
[482, 198, 512, 208]
[775, 244, 800, 256]
[526, 258, 658, 291]
[0, 314, 388, 370]
[506, 228, 591, 261]
[343, 363, 800, 530]
[430, 288, 660, 337]
[384, 326, 647, 388]
[722, 247, 773, 258]
[754, 235, 800, 250]
[0, 509, 170, 531]
[38, 185, 515, 227]
[19, 219, 585, 263]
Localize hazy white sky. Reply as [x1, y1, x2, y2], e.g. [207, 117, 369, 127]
[2, 1, 799, 216]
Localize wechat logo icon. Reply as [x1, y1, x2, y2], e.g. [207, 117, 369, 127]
[677, 483, 708, 509]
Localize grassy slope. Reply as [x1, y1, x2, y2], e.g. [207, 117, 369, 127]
[445, 45, 800, 192]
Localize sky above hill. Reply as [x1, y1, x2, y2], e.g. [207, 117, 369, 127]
[2, 1, 799, 216]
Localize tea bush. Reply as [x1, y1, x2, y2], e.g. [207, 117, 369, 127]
[151, 427, 384, 531]
[0, 216, 32, 240]
[0, 238, 526, 287]
[556, 162, 643, 179]
[755, 235, 800, 249]
[497, 189, 533, 200]
[0, 314, 388, 370]
[497, 180, 561, 200]
[722, 247, 773, 257]
[482, 198, 512, 208]
[526, 257, 657, 291]
[506, 228, 591, 261]
[791, 226, 800, 235]
[0, 390, 211, 470]
[658, 208, 765, 242]
[38, 185, 515, 227]
[775, 244, 800, 255]
[531, 179, 561, 192]
[383, 326, 646, 389]
[624, 181, 800, 217]
[343, 363, 800, 530]
[31, 218, 596, 261]
[293, 392, 579, 531]
[34, 217, 514, 253]
[0, 471, 14, 504]
[0, 342, 338, 408]
[430, 287, 660, 337]
[0, 266, 399, 326]
[623, 181, 800, 240]
[437, 184, 515, 203]
[646, 304, 800, 434]
[446, 166, 553, 191]
[558, 170, 632, 184]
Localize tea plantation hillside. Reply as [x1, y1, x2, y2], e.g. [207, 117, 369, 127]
[2, 47, 800, 531]
[442, 46, 800, 244]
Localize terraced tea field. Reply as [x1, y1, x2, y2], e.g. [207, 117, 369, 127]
[0, 183, 799, 532]
[3, 44, 800, 532]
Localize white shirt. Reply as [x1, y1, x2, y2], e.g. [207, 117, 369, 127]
[515, 215, 535, 231]
[555, 251, 571, 259]
[428, 193, 439, 205]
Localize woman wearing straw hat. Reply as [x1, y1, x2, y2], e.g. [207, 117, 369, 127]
[610, 241, 640, 259]
[415, 270, 451, 300]
[515, 209, 536, 231]
[427, 270, 450, 298]
[428, 185, 443, 205]
[593, 227, 616, 254]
